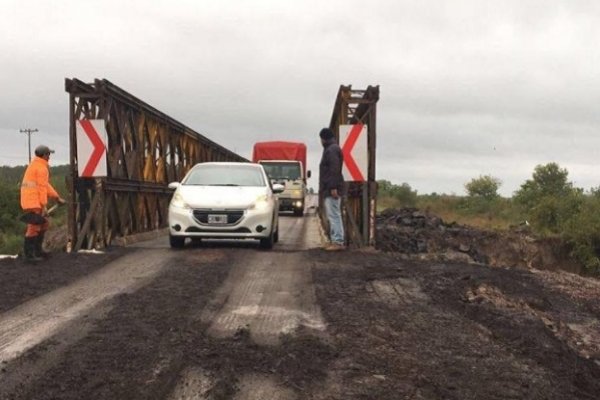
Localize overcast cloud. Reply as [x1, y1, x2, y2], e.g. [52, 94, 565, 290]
[1, 0, 599, 196]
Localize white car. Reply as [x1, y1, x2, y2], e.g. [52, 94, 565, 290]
[167, 162, 284, 249]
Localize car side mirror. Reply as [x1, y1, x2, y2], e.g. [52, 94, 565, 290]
[272, 183, 285, 194]
[307, 170, 312, 179]
[168, 182, 181, 190]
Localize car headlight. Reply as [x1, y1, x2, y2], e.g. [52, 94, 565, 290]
[170, 192, 190, 209]
[249, 194, 270, 210]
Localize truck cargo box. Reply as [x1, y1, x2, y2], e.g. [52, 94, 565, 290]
[252, 141, 307, 179]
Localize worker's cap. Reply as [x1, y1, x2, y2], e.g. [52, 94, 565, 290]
[319, 128, 334, 140]
[34, 145, 55, 157]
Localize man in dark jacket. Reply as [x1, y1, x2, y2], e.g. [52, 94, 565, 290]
[319, 128, 345, 250]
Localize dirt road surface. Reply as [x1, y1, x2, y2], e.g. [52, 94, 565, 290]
[0, 199, 599, 399]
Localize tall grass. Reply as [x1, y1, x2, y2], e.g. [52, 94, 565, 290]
[0, 233, 23, 255]
[378, 194, 523, 231]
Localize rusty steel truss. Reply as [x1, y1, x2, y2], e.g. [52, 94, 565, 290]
[325, 85, 379, 247]
[65, 78, 247, 251]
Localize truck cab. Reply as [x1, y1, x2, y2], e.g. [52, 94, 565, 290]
[252, 141, 310, 216]
[259, 160, 308, 216]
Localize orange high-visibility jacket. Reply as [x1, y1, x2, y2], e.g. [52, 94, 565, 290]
[20, 156, 59, 210]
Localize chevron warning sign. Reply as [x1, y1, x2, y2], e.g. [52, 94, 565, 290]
[340, 124, 367, 181]
[76, 119, 107, 177]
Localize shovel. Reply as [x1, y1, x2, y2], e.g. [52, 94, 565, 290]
[20, 203, 65, 225]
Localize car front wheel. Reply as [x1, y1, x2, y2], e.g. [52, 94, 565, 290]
[170, 234, 185, 249]
[259, 222, 276, 249]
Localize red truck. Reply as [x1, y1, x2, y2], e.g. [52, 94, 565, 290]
[252, 141, 310, 216]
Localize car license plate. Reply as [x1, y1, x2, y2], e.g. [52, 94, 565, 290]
[208, 214, 228, 224]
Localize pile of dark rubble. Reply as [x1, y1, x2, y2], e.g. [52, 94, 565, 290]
[377, 208, 448, 254]
[376, 208, 581, 273]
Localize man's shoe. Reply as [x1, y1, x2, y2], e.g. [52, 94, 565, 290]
[325, 243, 346, 251]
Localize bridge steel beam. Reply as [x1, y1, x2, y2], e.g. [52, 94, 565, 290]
[65, 78, 247, 251]
[325, 85, 379, 248]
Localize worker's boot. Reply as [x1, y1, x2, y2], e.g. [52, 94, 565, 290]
[23, 237, 43, 263]
[34, 232, 51, 259]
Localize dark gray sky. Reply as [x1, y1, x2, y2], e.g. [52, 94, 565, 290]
[1, 0, 599, 196]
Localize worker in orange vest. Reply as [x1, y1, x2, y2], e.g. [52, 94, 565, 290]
[20, 145, 66, 262]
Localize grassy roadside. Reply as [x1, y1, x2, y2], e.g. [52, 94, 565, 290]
[378, 194, 522, 231]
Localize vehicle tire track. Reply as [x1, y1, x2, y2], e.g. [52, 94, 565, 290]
[204, 249, 326, 346]
[0, 249, 173, 365]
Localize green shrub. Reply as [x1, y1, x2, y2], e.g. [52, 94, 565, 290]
[514, 163, 575, 209]
[557, 196, 600, 274]
[513, 162, 586, 234]
[378, 180, 417, 207]
[0, 233, 23, 255]
[527, 192, 583, 234]
[465, 175, 501, 200]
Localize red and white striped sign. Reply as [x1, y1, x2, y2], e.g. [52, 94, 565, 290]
[76, 119, 107, 177]
[340, 124, 368, 181]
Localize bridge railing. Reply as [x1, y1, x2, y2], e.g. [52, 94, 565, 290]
[65, 78, 247, 251]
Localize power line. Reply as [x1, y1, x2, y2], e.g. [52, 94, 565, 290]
[19, 128, 38, 162]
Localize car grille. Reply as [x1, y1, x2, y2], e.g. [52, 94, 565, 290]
[192, 210, 245, 225]
[186, 226, 251, 233]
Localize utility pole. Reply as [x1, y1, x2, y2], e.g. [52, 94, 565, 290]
[20, 128, 38, 162]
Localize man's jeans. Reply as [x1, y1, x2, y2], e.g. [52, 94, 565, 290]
[324, 196, 344, 245]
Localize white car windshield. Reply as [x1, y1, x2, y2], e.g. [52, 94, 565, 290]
[184, 164, 266, 187]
